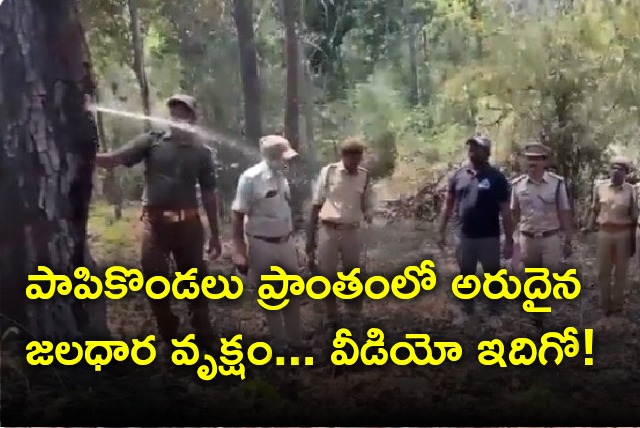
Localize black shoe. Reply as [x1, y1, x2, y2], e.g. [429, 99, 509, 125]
[157, 314, 180, 342]
[605, 309, 623, 318]
[533, 317, 544, 330]
[461, 302, 475, 317]
[321, 318, 339, 337]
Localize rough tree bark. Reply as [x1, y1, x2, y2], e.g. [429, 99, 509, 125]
[281, 0, 305, 229]
[297, 0, 315, 158]
[0, 0, 108, 340]
[282, 0, 300, 151]
[232, 0, 262, 145]
[127, 0, 151, 130]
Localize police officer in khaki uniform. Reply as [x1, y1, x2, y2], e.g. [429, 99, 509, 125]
[231, 135, 304, 351]
[306, 137, 375, 326]
[511, 143, 573, 269]
[587, 156, 638, 317]
[511, 143, 573, 327]
[96, 94, 221, 343]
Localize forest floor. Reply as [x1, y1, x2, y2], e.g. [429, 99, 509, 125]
[3, 200, 640, 424]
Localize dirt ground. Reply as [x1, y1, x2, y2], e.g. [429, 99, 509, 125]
[3, 201, 640, 424]
[90, 202, 640, 340]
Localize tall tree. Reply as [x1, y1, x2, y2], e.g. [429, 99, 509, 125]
[403, 0, 419, 105]
[282, 0, 300, 151]
[0, 0, 106, 339]
[232, 0, 262, 145]
[127, 0, 151, 129]
[298, 0, 316, 156]
[281, 0, 305, 228]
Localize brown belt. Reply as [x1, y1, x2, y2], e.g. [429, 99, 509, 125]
[143, 207, 199, 222]
[250, 234, 290, 244]
[599, 223, 632, 232]
[520, 229, 559, 239]
[321, 221, 360, 230]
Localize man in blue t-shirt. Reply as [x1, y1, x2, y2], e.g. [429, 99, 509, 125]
[437, 134, 515, 317]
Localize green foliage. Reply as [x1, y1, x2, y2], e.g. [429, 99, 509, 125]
[81, 0, 640, 199]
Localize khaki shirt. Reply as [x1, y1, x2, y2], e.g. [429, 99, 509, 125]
[510, 171, 570, 232]
[231, 161, 293, 237]
[312, 162, 374, 224]
[593, 181, 637, 226]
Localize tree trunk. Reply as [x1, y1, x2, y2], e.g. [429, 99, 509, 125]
[282, 0, 300, 151]
[127, 0, 151, 130]
[0, 0, 107, 340]
[232, 0, 262, 145]
[470, 0, 484, 58]
[281, 0, 304, 229]
[403, 0, 419, 106]
[298, 0, 315, 157]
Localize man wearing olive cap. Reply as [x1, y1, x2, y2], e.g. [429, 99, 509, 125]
[96, 94, 221, 343]
[306, 137, 375, 330]
[231, 135, 304, 352]
[511, 142, 573, 328]
[586, 156, 638, 317]
[438, 134, 514, 319]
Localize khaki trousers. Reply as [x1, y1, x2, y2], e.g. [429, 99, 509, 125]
[248, 236, 302, 348]
[520, 233, 562, 323]
[317, 225, 363, 318]
[521, 234, 562, 271]
[596, 230, 630, 313]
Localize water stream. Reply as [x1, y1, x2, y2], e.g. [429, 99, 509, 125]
[88, 104, 260, 160]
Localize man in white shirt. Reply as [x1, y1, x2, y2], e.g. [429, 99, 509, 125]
[231, 135, 303, 351]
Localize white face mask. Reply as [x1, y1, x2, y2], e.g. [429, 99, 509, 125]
[265, 158, 285, 171]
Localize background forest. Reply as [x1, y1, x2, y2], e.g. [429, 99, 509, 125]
[83, 0, 640, 213]
[3, 1, 640, 420]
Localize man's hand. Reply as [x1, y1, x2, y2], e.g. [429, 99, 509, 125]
[563, 240, 573, 259]
[207, 234, 222, 260]
[232, 242, 248, 275]
[95, 154, 116, 169]
[503, 239, 514, 260]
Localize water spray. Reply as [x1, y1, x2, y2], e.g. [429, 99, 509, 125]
[87, 104, 260, 161]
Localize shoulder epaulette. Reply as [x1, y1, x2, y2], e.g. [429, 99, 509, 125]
[511, 174, 527, 185]
[448, 166, 465, 177]
[358, 165, 369, 173]
[243, 162, 264, 178]
[548, 171, 564, 181]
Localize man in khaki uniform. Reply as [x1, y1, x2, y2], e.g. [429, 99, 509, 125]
[96, 94, 220, 343]
[231, 135, 304, 351]
[511, 143, 573, 327]
[587, 156, 638, 316]
[306, 137, 375, 326]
